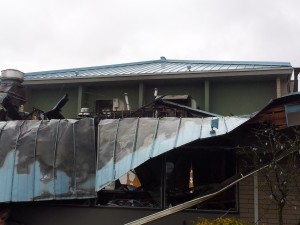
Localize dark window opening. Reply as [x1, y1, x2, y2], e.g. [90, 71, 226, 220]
[38, 148, 237, 211]
[95, 99, 133, 120]
[97, 147, 237, 211]
[96, 156, 163, 209]
[165, 148, 237, 211]
[95, 100, 113, 118]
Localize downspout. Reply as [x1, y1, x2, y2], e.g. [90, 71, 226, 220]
[77, 85, 83, 114]
[138, 82, 144, 108]
[204, 80, 209, 111]
[254, 173, 259, 224]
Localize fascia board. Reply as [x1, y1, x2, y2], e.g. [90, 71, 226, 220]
[23, 67, 293, 86]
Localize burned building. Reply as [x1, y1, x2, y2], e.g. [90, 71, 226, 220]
[0, 59, 299, 225]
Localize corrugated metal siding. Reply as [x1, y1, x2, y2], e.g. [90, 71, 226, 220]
[95, 116, 249, 191]
[0, 118, 96, 202]
[25, 59, 292, 80]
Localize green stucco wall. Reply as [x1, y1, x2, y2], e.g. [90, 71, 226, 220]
[23, 77, 279, 118]
[25, 87, 79, 118]
[209, 79, 276, 115]
[84, 85, 139, 112]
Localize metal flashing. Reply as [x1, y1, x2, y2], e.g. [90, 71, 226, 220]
[24, 59, 292, 82]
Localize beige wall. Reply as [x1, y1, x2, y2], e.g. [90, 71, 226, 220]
[239, 174, 300, 225]
[239, 176, 255, 223]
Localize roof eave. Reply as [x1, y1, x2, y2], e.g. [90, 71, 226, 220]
[23, 67, 293, 86]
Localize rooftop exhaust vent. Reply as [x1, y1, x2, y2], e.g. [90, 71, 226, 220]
[160, 56, 166, 61]
[1, 69, 24, 83]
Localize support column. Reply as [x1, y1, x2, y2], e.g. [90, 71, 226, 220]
[77, 85, 83, 114]
[276, 77, 281, 98]
[294, 68, 300, 92]
[204, 80, 210, 112]
[24, 88, 32, 112]
[138, 82, 145, 107]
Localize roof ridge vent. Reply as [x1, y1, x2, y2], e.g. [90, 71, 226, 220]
[160, 56, 166, 61]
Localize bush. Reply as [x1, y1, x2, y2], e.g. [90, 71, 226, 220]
[193, 217, 252, 225]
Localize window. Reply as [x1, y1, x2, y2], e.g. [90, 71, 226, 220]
[97, 147, 237, 211]
[96, 156, 163, 208]
[165, 148, 237, 211]
[95, 99, 133, 120]
[95, 100, 113, 118]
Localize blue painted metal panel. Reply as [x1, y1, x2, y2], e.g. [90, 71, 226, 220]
[74, 118, 96, 197]
[131, 118, 158, 169]
[152, 118, 180, 157]
[12, 120, 41, 201]
[0, 118, 96, 202]
[285, 104, 300, 127]
[200, 117, 214, 138]
[175, 118, 203, 147]
[114, 118, 138, 180]
[0, 121, 23, 202]
[54, 120, 76, 199]
[95, 116, 252, 191]
[96, 119, 119, 191]
[34, 120, 58, 200]
[224, 116, 249, 131]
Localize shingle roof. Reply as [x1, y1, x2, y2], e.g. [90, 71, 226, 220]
[24, 58, 292, 80]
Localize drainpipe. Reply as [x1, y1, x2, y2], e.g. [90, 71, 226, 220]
[204, 80, 209, 111]
[293, 68, 300, 92]
[138, 82, 144, 107]
[77, 85, 83, 115]
[254, 173, 259, 224]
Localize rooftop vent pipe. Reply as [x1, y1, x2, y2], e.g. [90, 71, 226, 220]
[1, 69, 24, 83]
[124, 93, 130, 110]
[154, 88, 158, 97]
[0, 69, 26, 120]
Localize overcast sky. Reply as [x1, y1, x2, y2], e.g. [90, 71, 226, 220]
[0, 0, 299, 73]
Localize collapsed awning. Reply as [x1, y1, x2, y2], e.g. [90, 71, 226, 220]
[0, 118, 96, 202]
[96, 116, 249, 191]
[96, 92, 300, 191]
[1, 93, 300, 202]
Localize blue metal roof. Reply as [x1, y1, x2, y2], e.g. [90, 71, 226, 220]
[24, 58, 292, 80]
